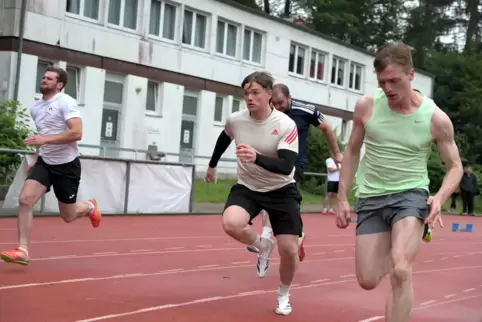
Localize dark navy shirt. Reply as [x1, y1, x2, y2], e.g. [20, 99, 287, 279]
[285, 100, 325, 168]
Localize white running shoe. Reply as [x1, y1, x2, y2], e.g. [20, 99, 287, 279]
[275, 292, 292, 315]
[256, 237, 274, 278]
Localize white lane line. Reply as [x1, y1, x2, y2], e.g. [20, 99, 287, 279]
[46, 255, 78, 259]
[340, 274, 355, 278]
[310, 278, 329, 284]
[231, 261, 249, 265]
[424, 260, 433, 263]
[358, 317, 384, 322]
[0, 235, 230, 245]
[0, 257, 354, 291]
[93, 252, 117, 255]
[444, 294, 456, 298]
[440, 257, 448, 260]
[75, 279, 356, 322]
[312, 252, 326, 255]
[165, 247, 185, 250]
[198, 264, 219, 269]
[196, 245, 212, 248]
[130, 249, 151, 253]
[334, 250, 345, 253]
[420, 300, 436, 306]
[463, 288, 476, 293]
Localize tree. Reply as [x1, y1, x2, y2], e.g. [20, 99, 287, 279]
[0, 100, 34, 184]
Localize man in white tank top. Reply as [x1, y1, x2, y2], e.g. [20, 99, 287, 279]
[0, 66, 102, 266]
[207, 72, 301, 316]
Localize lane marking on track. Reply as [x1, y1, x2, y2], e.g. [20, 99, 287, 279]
[424, 260, 433, 263]
[165, 247, 184, 250]
[420, 300, 436, 306]
[2, 263, 480, 292]
[196, 245, 212, 248]
[131, 249, 151, 253]
[310, 279, 329, 283]
[440, 257, 448, 260]
[312, 252, 326, 255]
[198, 264, 219, 269]
[444, 294, 456, 298]
[0, 236, 231, 245]
[340, 274, 355, 278]
[93, 252, 117, 255]
[231, 261, 249, 265]
[0, 257, 355, 291]
[358, 317, 384, 322]
[359, 293, 482, 322]
[75, 279, 357, 322]
[463, 288, 476, 293]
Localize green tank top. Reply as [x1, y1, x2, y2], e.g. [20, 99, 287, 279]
[355, 88, 435, 198]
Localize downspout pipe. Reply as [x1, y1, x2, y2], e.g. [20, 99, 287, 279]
[13, 0, 27, 101]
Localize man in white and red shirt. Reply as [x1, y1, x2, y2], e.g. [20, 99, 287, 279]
[206, 71, 301, 316]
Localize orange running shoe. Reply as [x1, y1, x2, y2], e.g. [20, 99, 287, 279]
[89, 199, 102, 228]
[0, 247, 30, 265]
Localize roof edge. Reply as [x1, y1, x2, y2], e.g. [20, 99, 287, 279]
[215, 0, 435, 79]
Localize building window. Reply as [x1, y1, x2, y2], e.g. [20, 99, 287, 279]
[349, 62, 363, 91]
[232, 99, 241, 113]
[182, 9, 207, 49]
[288, 43, 306, 76]
[108, 0, 138, 30]
[214, 96, 226, 122]
[243, 28, 262, 64]
[216, 20, 237, 57]
[182, 92, 198, 116]
[64, 66, 80, 99]
[331, 57, 346, 87]
[101, 74, 124, 143]
[66, 0, 100, 20]
[103, 79, 124, 105]
[149, 1, 176, 40]
[310, 51, 325, 81]
[146, 81, 162, 114]
[341, 120, 348, 141]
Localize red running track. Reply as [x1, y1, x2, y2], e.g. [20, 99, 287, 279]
[0, 214, 481, 322]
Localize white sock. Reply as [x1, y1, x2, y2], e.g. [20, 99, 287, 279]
[252, 234, 268, 252]
[87, 201, 95, 214]
[278, 283, 290, 296]
[261, 226, 273, 239]
[18, 246, 28, 255]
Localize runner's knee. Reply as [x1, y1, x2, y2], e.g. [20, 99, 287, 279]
[390, 265, 412, 288]
[222, 206, 250, 234]
[276, 235, 298, 259]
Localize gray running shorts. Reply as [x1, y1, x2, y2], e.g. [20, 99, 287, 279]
[354, 188, 429, 235]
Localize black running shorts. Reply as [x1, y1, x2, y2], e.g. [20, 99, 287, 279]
[224, 183, 302, 236]
[26, 156, 81, 204]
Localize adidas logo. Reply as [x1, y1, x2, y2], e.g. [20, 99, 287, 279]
[271, 129, 278, 135]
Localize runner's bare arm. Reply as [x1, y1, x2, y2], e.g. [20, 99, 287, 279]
[338, 95, 371, 201]
[431, 107, 463, 203]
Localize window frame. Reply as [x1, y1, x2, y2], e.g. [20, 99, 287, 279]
[288, 42, 307, 77]
[309, 50, 326, 82]
[148, 0, 178, 42]
[331, 56, 346, 87]
[349, 62, 364, 92]
[215, 18, 239, 59]
[65, 0, 102, 22]
[145, 81, 163, 116]
[181, 8, 209, 50]
[107, 0, 140, 31]
[242, 27, 263, 65]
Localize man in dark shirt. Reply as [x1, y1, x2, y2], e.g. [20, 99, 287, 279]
[460, 165, 478, 216]
[246, 83, 343, 261]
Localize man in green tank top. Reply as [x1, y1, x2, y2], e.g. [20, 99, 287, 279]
[336, 43, 463, 322]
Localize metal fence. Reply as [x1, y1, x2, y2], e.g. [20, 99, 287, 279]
[0, 145, 329, 217]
